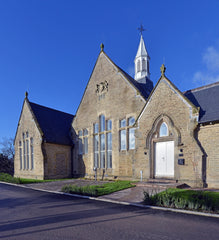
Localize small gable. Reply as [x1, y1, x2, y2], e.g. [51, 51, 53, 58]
[138, 74, 199, 124]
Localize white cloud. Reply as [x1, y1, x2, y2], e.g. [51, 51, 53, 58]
[203, 46, 219, 72]
[193, 45, 219, 86]
[193, 71, 219, 86]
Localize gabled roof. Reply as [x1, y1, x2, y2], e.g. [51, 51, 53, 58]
[137, 73, 199, 123]
[29, 101, 74, 146]
[116, 65, 152, 99]
[103, 50, 153, 99]
[184, 81, 219, 124]
[73, 49, 153, 119]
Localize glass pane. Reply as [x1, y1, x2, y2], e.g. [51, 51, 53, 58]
[120, 119, 126, 128]
[129, 128, 135, 149]
[26, 132, 29, 138]
[31, 145, 34, 170]
[94, 123, 99, 134]
[78, 138, 83, 155]
[78, 130, 83, 137]
[19, 141, 22, 146]
[120, 130, 126, 150]
[23, 140, 26, 169]
[100, 115, 105, 132]
[128, 117, 135, 126]
[84, 137, 88, 154]
[107, 133, 112, 150]
[107, 120, 112, 131]
[30, 138, 33, 145]
[19, 148, 22, 169]
[94, 135, 99, 168]
[26, 140, 29, 169]
[94, 135, 99, 151]
[100, 134, 105, 151]
[100, 152, 105, 168]
[83, 129, 88, 136]
[159, 122, 168, 137]
[107, 132, 112, 168]
[94, 153, 99, 168]
[107, 151, 112, 168]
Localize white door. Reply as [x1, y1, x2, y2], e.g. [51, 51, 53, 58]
[155, 141, 174, 177]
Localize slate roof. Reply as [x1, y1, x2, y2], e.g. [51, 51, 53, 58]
[29, 101, 74, 145]
[116, 65, 153, 99]
[184, 82, 219, 123]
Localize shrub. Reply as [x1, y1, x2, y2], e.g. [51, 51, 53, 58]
[143, 188, 219, 213]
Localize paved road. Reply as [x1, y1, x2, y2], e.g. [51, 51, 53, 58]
[0, 183, 219, 240]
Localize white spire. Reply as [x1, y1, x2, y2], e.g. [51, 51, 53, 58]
[134, 34, 150, 81]
[135, 35, 148, 59]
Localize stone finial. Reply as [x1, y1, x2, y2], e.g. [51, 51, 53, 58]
[160, 64, 166, 76]
[100, 43, 104, 51]
[25, 91, 28, 99]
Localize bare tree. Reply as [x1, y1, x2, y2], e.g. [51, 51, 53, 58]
[0, 137, 14, 161]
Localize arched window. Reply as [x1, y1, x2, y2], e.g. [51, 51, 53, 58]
[93, 115, 112, 169]
[137, 60, 140, 72]
[20, 132, 34, 170]
[159, 122, 168, 137]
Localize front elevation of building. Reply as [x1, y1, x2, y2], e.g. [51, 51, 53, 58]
[14, 35, 219, 188]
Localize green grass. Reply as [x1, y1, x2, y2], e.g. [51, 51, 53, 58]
[62, 180, 135, 197]
[0, 173, 20, 183]
[143, 188, 219, 213]
[0, 172, 73, 184]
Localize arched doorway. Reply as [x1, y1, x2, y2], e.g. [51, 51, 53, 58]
[146, 115, 181, 179]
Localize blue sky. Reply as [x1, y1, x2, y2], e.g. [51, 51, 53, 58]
[0, 0, 219, 141]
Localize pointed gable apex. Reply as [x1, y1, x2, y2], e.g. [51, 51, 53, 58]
[14, 96, 43, 144]
[73, 48, 149, 121]
[137, 72, 199, 122]
[15, 94, 74, 146]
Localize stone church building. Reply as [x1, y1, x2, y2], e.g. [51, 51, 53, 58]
[14, 34, 219, 188]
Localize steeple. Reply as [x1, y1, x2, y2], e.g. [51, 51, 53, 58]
[134, 34, 150, 82]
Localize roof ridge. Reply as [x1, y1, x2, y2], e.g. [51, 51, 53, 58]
[184, 81, 219, 94]
[29, 101, 74, 116]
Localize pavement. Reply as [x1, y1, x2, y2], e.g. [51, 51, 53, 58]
[24, 179, 180, 204]
[5, 179, 218, 218]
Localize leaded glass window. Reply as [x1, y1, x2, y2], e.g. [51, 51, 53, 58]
[93, 115, 112, 169]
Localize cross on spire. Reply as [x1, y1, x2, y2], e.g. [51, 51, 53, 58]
[138, 24, 146, 35]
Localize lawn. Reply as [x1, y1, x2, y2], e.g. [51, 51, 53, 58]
[0, 172, 73, 184]
[143, 188, 219, 213]
[62, 181, 135, 197]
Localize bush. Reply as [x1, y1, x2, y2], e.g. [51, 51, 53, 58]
[143, 188, 219, 213]
[0, 173, 20, 183]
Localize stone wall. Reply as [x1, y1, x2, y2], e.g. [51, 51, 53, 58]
[43, 142, 72, 179]
[198, 123, 219, 188]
